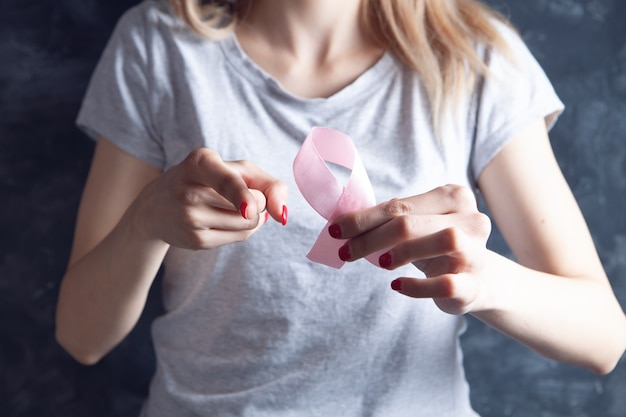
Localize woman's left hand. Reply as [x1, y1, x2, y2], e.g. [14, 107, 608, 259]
[329, 184, 492, 315]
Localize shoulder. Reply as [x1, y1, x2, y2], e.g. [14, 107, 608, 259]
[111, 0, 201, 50]
[481, 18, 544, 78]
[105, 0, 228, 78]
[472, 16, 558, 103]
[467, 17, 564, 183]
[117, 0, 179, 31]
[489, 18, 525, 48]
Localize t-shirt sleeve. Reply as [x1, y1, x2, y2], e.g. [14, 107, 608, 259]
[470, 22, 565, 181]
[76, 4, 165, 169]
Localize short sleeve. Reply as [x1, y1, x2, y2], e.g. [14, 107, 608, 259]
[470, 22, 565, 181]
[76, 3, 165, 169]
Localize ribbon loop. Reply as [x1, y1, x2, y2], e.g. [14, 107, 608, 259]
[293, 127, 380, 269]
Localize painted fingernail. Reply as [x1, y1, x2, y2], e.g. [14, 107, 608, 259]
[240, 202, 248, 219]
[328, 224, 342, 238]
[281, 205, 288, 226]
[338, 244, 351, 261]
[391, 279, 402, 292]
[379, 252, 392, 269]
[264, 212, 270, 223]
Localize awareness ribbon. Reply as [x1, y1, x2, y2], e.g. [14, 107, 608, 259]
[293, 127, 382, 268]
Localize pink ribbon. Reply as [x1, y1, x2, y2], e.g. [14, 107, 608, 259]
[293, 127, 383, 269]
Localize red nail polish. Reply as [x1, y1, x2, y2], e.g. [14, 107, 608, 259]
[240, 202, 248, 219]
[338, 244, 351, 261]
[379, 252, 392, 268]
[281, 205, 288, 226]
[391, 279, 402, 291]
[328, 224, 342, 238]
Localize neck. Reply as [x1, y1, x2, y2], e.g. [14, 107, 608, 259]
[235, 0, 384, 98]
[238, 0, 371, 64]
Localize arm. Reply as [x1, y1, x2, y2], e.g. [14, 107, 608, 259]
[330, 119, 626, 374]
[56, 137, 287, 365]
[56, 137, 166, 365]
[473, 119, 626, 374]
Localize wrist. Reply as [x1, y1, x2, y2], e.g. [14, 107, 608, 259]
[125, 189, 169, 250]
[468, 251, 512, 315]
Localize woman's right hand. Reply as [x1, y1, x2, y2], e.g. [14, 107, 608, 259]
[56, 142, 288, 364]
[133, 148, 289, 250]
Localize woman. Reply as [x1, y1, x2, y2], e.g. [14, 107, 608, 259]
[56, 0, 626, 415]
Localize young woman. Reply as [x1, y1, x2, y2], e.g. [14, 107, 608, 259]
[56, 0, 626, 415]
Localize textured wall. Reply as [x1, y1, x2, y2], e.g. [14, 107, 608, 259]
[0, 0, 624, 416]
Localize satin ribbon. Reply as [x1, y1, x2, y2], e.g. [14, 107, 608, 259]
[293, 127, 382, 268]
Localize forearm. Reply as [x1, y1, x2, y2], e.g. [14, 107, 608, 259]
[55, 204, 169, 365]
[472, 251, 626, 374]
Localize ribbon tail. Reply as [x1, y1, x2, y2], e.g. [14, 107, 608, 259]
[306, 222, 388, 269]
[306, 221, 346, 269]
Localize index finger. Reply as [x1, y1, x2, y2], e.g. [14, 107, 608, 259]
[228, 160, 289, 225]
[182, 149, 257, 220]
[329, 185, 478, 239]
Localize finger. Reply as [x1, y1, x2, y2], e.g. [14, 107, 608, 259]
[190, 217, 267, 249]
[229, 160, 289, 225]
[340, 214, 444, 261]
[189, 187, 267, 214]
[330, 184, 478, 239]
[341, 208, 490, 264]
[390, 276, 456, 299]
[247, 189, 268, 216]
[376, 226, 470, 270]
[390, 275, 478, 315]
[182, 149, 258, 220]
[183, 190, 267, 232]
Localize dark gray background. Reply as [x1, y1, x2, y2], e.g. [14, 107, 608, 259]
[1, 0, 624, 416]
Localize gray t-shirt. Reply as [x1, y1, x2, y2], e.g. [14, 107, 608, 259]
[77, 1, 564, 416]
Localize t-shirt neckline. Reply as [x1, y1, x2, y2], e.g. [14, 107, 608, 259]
[219, 34, 397, 108]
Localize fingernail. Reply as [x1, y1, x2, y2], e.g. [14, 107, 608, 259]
[379, 252, 392, 269]
[264, 212, 270, 223]
[240, 202, 248, 219]
[391, 279, 402, 292]
[328, 224, 342, 238]
[338, 243, 351, 261]
[281, 205, 288, 226]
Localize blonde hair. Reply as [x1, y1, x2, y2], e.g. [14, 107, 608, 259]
[168, 0, 511, 134]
